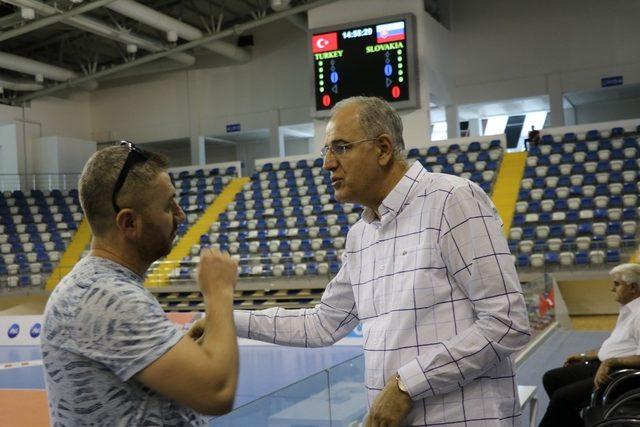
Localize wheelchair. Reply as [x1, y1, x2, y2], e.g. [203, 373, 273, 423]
[582, 369, 640, 426]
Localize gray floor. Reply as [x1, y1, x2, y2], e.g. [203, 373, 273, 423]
[516, 329, 610, 426]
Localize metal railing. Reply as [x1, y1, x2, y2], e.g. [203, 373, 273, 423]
[212, 353, 366, 426]
[0, 173, 81, 192]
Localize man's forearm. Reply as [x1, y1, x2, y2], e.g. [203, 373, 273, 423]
[584, 348, 600, 360]
[202, 294, 239, 396]
[606, 355, 640, 369]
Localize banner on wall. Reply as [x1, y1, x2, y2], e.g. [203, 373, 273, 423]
[0, 314, 364, 347]
[0, 315, 43, 346]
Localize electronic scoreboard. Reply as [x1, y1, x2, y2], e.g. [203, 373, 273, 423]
[310, 14, 419, 115]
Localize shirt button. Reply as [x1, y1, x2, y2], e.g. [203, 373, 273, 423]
[402, 250, 407, 255]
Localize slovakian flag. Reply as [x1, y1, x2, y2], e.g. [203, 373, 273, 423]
[312, 32, 338, 53]
[376, 21, 405, 43]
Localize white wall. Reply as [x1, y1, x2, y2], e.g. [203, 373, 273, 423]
[284, 137, 312, 156]
[90, 20, 312, 156]
[205, 143, 239, 165]
[575, 96, 640, 124]
[451, 0, 640, 107]
[14, 0, 640, 177]
[0, 93, 92, 177]
[32, 136, 96, 174]
[0, 123, 18, 175]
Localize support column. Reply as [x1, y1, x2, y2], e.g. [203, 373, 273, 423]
[547, 73, 565, 127]
[445, 105, 459, 139]
[190, 135, 205, 165]
[468, 118, 481, 137]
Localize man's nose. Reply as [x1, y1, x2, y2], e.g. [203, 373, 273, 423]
[322, 152, 336, 170]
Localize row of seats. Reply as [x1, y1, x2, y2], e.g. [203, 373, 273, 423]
[0, 189, 81, 289]
[510, 126, 640, 269]
[175, 141, 505, 282]
[534, 128, 637, 144]
[0, 165, 239, 291]
[516, 249, 623, 268]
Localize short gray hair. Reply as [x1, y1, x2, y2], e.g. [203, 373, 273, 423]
[609, 263, 640, 285]
[79, 145, 168, 237]
[332, 96, 405, 155]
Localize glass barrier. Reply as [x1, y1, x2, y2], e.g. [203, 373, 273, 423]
[0, 173, 81, 192]
[521, 274, 556, 339]
[211, 353, 366, 426]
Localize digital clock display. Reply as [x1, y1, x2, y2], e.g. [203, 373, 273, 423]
[341, 27, 373, 39]
[310, 15, 418, 114]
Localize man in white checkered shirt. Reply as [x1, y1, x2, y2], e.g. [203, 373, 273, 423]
[234, 96, 531, 426]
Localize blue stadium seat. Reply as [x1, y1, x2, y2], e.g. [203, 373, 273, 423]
[623, 208, 637, 220]
[547, 165, 560, 176]
[610, 148, 624, 161]
[427, 146, 439, 156]
[549, 225, 563, 238]
[607, 222, 622, 235]
[526, 201, 540, 213]
[586, 130, 600, 141]
[611, 127, 624, 138]
[468, 141, 481, 151]
[545, 252, 560, 265]
[563, 132, 577, 142]
[541, 135, 554, 144]
[576, 251, 589, 265]
[606, 249, 621, 264]
[599, 139, 612, 150]
[623, 159, 638, 171]
[578, 223, 592, 236]
[550, 144, 563, 155]
[517, 254, 530, 267]
[594, 209, 608, 220]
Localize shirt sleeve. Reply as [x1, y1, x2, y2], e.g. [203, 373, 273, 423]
[69, 284, 183, 381]
[398, 181, 531, 399]
[234, 252, 359, 347]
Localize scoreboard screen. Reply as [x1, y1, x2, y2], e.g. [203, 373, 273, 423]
[310, 14, 419, 115]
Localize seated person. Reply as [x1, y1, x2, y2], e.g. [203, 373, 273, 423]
[540, 263, 640, 426]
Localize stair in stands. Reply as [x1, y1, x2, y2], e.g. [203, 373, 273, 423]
[45, 218, 92, 291]
[491, 151, 528, 236]
[145, 176, 251, 287]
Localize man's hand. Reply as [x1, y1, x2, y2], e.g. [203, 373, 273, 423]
[365, 375, 412, 427]
[594, 359, 614, 389]
[197, 248, 238, 298]
[563, 353, 585, 367]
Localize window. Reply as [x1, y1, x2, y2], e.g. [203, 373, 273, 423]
[431, 122, 447, 141]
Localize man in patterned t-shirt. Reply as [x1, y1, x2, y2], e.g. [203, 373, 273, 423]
[42, 142, 239, 425]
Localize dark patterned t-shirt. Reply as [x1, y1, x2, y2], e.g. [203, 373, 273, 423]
[42, 256, 207, 426]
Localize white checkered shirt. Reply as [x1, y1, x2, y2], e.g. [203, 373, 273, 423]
[235, 161, 531, 426]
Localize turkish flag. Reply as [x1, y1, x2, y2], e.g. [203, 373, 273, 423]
[312, 32, 338, 53]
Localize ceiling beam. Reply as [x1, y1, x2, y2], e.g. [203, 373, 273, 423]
[14, 0, 338, 104]
[0, 0, 120, 43]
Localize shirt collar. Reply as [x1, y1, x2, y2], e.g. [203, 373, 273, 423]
[362, 160, 427, 226]
[624, 295, 640, 313]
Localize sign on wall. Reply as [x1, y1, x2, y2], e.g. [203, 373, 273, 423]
[601, 75, 623, 87]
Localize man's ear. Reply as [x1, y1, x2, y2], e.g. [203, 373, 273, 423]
[115, 209, 139, 239]
[376, 134, 394, 167]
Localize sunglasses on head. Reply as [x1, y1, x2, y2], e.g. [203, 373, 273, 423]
[112, 140, 150, 213]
